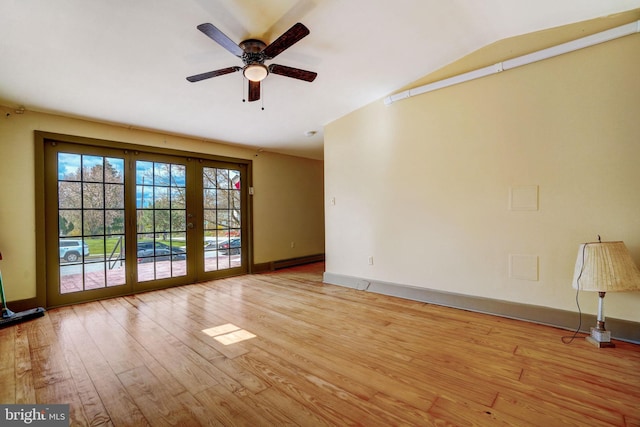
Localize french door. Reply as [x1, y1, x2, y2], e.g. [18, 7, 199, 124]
[43, 138, 250, 307]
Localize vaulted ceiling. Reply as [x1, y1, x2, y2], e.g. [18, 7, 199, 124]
[1, 1, 639, 159]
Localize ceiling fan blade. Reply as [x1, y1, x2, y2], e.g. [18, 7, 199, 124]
[269, 64, 317, 82]
[262, 23, 310, 59]
[248, 80, 260, 102]
[186, 66, 241, 82]
[197, 23, 244, 57]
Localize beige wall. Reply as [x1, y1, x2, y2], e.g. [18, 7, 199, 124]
[0, 109, 324, 301]
[325, 33, 640, 322]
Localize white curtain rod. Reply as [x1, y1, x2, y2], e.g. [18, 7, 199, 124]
[384, 20, 640, 105]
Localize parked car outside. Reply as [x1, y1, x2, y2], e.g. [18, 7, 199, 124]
[218, 238, 241, 255]
[137, 241, 186, 263]
[59, 239, 89, 262]
[204, 238, 218, 249]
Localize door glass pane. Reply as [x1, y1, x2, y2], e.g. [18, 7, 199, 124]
[203, 167, 242, 272]
[58, 153, 126, 294]
[136, 160, 187, 282]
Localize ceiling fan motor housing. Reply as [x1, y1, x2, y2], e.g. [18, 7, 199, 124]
[239, 39, 267, 65]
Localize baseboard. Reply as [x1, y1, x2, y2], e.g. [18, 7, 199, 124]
[323, 272, 640, 345]
[252, 262, 272, 274]
[268, 254, 325, 271]
[253, 254, 325, 273]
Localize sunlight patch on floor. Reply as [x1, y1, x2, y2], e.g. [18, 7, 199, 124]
[202, 323, 256, 345]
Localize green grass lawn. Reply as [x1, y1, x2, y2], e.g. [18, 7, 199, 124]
[83, 237, 124, 255]
[83, 236, 177, 255]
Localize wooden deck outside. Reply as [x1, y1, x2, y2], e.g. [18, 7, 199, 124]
[1, 263, 639, 426]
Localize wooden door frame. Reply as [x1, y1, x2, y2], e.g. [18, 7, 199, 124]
[34, 131, 253, 308]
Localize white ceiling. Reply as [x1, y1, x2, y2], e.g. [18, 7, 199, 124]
[1, 1, 639, 160]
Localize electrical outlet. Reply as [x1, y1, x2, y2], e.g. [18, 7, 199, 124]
[368, 256, 374, 265]
[330, 197, 336, 205]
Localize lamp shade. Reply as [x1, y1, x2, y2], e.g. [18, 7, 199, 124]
[572, 241, 640, 292]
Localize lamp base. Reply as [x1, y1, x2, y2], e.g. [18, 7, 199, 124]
[586, 327, 615, 348]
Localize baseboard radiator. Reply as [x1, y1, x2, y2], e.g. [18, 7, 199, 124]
[269, 254, 325, 271]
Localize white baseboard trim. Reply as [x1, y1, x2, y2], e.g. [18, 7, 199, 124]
[323, 272, 640, 345]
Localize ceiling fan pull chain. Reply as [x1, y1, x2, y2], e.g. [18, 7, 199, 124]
[242, 76, 246, 103]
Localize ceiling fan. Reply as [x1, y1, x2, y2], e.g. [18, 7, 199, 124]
[187, 22, 317, 102]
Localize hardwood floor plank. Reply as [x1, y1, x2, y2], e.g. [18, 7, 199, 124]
[34, 378, 91, 426]
[169, 391, 220, 427]
[70, 302, 149, 375]
[48, 310, 112, 426]
[515, 343, 640, 387]
[25, 317, 72, 389]
[117, 365, 201, 426]
[192, 384, 269, 427]
[100, 298, 220, 396]
[47, 307, 149, 426]
[0, 327, 16, 403]
[121, 293, 257, 394]
[238, 349, 390, 426]
[192, 277, 498, 407]
[625, 413, 640, 427]
[367, 392, 437, 426]
[249, 334, 378, 401]
[237, 386, 328, 427]
[428, 395, 538, 426]
[74, 301, 189, 399]
[1, 263, 638, 426]
[521, 362, 640, 409]
[26, 313, 92, 424]
[121, 293, 227, 363]
[195, 383, 302, 427]
[171, 282, 383, 400]
[132, 289, 250, 360]
[493, 391, 623, 427]
[192, 292, 448, 420]
[182, 280, 444, 406]
[517, 369, 631, 425]
[223, 274, 516, 364]
[207, 355, 270, 394]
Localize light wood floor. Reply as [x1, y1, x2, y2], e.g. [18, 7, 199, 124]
[1, 263, 639, 426]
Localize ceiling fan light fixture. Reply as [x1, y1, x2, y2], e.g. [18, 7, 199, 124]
[187, 22, 317, 103]
[243, 64, 268, 82]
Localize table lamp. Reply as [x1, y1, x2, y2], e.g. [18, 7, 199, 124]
[572, 240, 640, 348]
